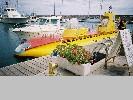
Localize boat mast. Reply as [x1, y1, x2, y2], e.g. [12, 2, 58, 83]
[100, 0, 103, 20]
[54, 0, 55, 16]
[16, 0, 18, 10]
[60, 0, 64, 15]
[88, 0, 91, 16]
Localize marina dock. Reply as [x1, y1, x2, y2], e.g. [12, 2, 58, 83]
[0, 56, 61, 76]
[0, 55, 132, 76]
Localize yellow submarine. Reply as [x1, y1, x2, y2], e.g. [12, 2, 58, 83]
[15, 10, 118, 57]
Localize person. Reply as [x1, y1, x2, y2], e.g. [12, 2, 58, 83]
[118, 18, 126, 30]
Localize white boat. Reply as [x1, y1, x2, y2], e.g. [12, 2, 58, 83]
[86, 17, 101, 23]
[13, 16, 64, 53]
[0, 7, 29, 24]
[29, 16, 39, 23]
[28, 12, 39, 23]
[12, 16, 64, 41]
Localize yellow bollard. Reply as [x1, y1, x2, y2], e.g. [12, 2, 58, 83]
[48, 63, 58, 76]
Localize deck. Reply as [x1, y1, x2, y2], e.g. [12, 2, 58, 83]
[0, 56, 61, 76]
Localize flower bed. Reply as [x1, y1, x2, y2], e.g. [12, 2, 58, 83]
[53, 44, 92, 64]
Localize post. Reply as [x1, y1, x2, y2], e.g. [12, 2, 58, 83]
[48, 63, 58, 76]
[128, 67, 131, 76]
[104, 47, 108, 69]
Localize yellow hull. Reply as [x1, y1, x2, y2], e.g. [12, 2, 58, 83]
[17, 32, 117, 57]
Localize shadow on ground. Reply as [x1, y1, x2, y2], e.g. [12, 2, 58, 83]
[104, 65, 128, 76]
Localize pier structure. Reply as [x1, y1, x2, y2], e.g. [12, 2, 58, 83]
[0, 56, 61, 76]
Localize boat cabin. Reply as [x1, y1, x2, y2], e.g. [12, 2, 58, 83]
[38, 16, 62, 25]
[3, 8, 21, 18]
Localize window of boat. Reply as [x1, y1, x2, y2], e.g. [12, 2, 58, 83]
[38, 18, 48, 25]
[67, 39, 71, 42]
[45, 19, 49, 24]
[72, 39, 75, 42]
[3, 15, 8, 17]
[7, 9, 10, 11]
[4, 9, 7, 11]
[11, 9, 15, 11]
[51, 19, 58, 24]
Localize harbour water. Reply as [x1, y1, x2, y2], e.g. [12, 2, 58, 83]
[0, 23, 31, 68]
[0, 22, 133, 68]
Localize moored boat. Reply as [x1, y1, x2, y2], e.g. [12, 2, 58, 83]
[0, 1, 29, 24]
[13, 16, 64, 54]
[13, 16, 64, 40]
[86, 18, 101, 23]
[14, 10, 118, 57]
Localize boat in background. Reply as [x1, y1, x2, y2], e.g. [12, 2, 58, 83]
[28, 12, 39, 23]
[0, 1, 29, 24]
[79, 18, 86, 22]
[86, 17, 101, 23]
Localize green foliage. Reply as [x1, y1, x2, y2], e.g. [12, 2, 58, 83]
[53, 44, 92, 65]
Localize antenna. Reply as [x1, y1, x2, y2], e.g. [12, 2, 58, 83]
[5, 1, 9, 8]
[99, 0, 104, 19]
[100, 3, 102, 11]
[109, 5, 112, 11]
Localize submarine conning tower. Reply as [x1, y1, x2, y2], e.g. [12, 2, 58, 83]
[98, 11, 117, 34]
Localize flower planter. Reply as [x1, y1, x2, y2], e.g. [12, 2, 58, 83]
[57, 57, 105, 76]
[57, 57, 91, 76]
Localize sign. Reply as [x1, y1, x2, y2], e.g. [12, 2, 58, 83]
[120, 29, 133, 67]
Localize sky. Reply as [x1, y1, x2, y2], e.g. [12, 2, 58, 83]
[0, 0, 133, 15]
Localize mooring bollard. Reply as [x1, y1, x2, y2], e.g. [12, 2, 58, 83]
[128, 67, 131, 76]
[48, 63, 58, 76]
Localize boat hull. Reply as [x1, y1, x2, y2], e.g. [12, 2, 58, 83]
[15, 32, 117, 57]
[14, 30, 63, 42]
[86, 19, 101, 23]
[0, 17, 29, 24]
[13, 25, 64, 40]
